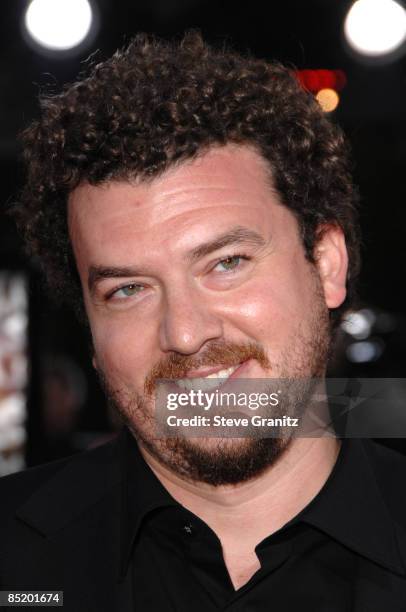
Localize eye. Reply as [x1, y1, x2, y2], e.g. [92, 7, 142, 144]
[109, 283, 145, 300]
[214, 254, 250, 272]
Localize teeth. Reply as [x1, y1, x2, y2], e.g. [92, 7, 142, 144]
[174, 364, 240, 392]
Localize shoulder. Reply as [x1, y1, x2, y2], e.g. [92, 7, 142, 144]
[0, 435, 120, 518]
[362, 439, 406, 523]
[362, 439, 406, 480]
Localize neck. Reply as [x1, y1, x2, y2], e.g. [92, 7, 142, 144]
[138, 436, 341, 545]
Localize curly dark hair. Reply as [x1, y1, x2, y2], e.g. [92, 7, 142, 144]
[14, 31, 360, 328]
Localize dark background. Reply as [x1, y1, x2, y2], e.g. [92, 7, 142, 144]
[1, 0, 405, 465]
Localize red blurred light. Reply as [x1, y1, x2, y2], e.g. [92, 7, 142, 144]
[334, 70, 347, 90]
[295, 69, 347, 93]
[318, 69, 335, 90]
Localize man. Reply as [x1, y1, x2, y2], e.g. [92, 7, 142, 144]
[1, 32, 406, 611]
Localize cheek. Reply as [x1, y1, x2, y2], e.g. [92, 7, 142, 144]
[222, 267, 314, 341]
[90, 317, 153, 389]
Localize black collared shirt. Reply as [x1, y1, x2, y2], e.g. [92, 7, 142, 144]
[120, 429, 406, 611]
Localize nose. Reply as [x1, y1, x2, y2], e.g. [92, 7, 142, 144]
[159, 285, 223, 355]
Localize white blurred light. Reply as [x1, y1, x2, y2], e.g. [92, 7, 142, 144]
[2, 312, 27, 340]
[24, 0, 93, 51]
[344, 0, 406, 57]
[346, 340, 384, 363]
[341, 308, 376, 339]
[0, 426, 26, 452]
[0, 394, 25, 429]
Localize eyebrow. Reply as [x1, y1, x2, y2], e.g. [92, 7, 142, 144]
[187, 226, 267, 262]
[87, 226, 267, 295]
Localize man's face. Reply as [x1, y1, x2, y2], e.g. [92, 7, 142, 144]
[68, 144, 347, 485]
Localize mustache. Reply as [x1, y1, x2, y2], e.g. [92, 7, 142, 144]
[144, 341, 270, 395]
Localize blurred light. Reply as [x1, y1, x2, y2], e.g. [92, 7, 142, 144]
[0, 426, 26, 451]
[296, 69, 347, 92]
[346, 340, 384, 363]
[344, 0, 406, 57]
[316, 88, 340, 112]
[0, 273, 27, 475]
[2, 312, 27, 340]
[341, 308, 376, 339]
[0, 394, 25, 429]
[24, 0, 93, 51]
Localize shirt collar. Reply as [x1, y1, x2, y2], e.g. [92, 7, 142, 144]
[297, 437, 406, 577]
[119, 428, 406, 580]
[119, 427, 178, 580]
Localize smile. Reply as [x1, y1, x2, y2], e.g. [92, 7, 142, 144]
[174, 363, 243, 392]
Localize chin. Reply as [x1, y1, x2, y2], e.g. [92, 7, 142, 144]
[139, 433, 290, 487]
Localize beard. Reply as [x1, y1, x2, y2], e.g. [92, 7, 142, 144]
[97, 274, 332, 486]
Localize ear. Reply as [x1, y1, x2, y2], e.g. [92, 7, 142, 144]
[314, 224, 348, 309]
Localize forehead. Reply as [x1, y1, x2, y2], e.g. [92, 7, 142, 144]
[67, 144, 292, 267]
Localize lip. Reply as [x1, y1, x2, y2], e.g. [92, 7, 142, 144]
[183, 359, 252, 380]
[159, 359, 253, 393]
[183, 363, 240, 378]
[228, 359, 251, 379]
